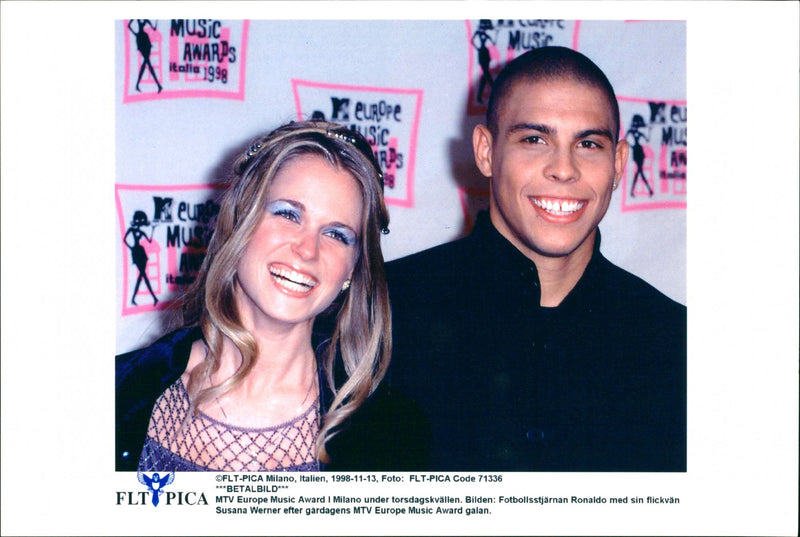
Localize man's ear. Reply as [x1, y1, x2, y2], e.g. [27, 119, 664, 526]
[613, 139, 630, 187]
[473, 124, 494, 178]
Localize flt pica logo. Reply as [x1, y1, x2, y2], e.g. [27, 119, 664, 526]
[139, 470, 174, 506]
[116, 472, 208, 507]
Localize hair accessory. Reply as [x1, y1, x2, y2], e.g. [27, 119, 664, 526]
[341, 279, 351, 292]
[381, 227, 389, 235]
[245, 142, 262, 159]
[326, 129, 358, 145]
[325, 128, 384, 182]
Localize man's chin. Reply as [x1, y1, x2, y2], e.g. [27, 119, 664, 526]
[531, 246, 573, 258]
[526, 233, 595, 261]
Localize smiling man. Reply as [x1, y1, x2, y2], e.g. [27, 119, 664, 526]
[387, 47, 686, 471]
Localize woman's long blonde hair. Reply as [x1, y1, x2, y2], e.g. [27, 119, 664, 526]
[180, 120, 391, 462]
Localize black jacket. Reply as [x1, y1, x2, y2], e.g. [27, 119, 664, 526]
[386, 212, 686, 471]
[116, 326, 430, 471]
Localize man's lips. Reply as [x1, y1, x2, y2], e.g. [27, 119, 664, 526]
[531, 196, 586, 216]
[268, 264, 318, 294]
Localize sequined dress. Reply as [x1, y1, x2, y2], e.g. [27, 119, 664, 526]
[138, 379, 320, 472]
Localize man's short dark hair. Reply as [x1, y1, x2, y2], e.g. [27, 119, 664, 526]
[486, 46, 621, 142]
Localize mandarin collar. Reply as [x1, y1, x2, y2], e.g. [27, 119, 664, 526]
[470, 211, 605, 304]
[470, 211, 541, 290]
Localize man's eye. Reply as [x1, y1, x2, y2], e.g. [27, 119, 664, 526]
[522, 135, 544, 144]
[579, 140, 602, 149]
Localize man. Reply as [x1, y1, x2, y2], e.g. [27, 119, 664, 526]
[386, 47, 686, 471]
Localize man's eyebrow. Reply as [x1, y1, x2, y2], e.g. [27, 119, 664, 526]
[507, 123, 554, 136]
[506, 124, 616, 142]
[576, 128, 615, 141]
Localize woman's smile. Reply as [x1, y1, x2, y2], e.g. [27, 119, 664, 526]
[268, 263, 319, 296]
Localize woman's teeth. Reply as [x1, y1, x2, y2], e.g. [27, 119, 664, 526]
[269, 266, 317, 291]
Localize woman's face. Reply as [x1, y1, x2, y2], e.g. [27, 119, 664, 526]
[235, 155, 363, 331]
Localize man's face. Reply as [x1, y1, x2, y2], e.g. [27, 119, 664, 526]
[474, 78, 628, 263]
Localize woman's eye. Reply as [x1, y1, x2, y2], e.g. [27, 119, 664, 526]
[324, 228, 356, 246]
[267, 201, 301, 222]
[275, 209, 300, 222]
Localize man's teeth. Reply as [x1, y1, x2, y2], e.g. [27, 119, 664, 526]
[270, 267, 316, 291]
[534, 198, 585, 214]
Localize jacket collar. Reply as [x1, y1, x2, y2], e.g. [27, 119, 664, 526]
[469, 210, 606, 307]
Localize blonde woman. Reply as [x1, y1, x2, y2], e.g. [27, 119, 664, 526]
[116, 121, 429, 471]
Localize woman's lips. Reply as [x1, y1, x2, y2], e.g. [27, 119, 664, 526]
[268, 264, 318, 295]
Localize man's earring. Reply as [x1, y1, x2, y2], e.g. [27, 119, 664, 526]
[341, 279, 351, 292]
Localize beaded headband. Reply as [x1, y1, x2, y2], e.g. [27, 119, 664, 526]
[325, 129, 358, 146]
[242, 129, 382, 180]
[325, 128, 385, 183]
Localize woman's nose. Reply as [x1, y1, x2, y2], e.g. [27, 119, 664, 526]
[292, 229, 319, 260]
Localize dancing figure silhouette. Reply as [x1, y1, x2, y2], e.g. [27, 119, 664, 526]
[472, 20, 497, 104]
[625, 114, 653, 197]
[125, 210, 159, 306]
[128, 19, 163, 93]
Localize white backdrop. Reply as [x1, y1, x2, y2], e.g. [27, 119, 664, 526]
[1, 3, 797, 537]
[116, 19, 687, 353]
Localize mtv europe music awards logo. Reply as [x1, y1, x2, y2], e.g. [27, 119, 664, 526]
[617, 98, 687, 212]
[122, 19, 248, 102]
[115, 184, 225, 316]
[465, 19, 576, 115]
[292, 80, 423, 208]
[116, 471, 208, 507]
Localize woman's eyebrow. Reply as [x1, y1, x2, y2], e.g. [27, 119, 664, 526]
[327, 221, 359, 237]
[267, 198, 305, 211]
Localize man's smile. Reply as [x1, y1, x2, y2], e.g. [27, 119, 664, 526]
[531, 196, 587, 216]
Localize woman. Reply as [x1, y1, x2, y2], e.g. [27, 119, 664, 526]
[116, 120, 429, 471]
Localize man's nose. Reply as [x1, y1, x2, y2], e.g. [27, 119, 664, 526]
[544, 147, 579, 182]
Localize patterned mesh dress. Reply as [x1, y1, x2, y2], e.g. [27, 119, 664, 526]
[138, 379, 320, 472]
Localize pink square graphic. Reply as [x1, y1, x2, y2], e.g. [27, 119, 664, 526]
[122, 19, 248, 103]
[116, 183, 225, 316]
[292, 79, 423, 208]
[465, 19, 580, 116]
[617, 96, 687, 213]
